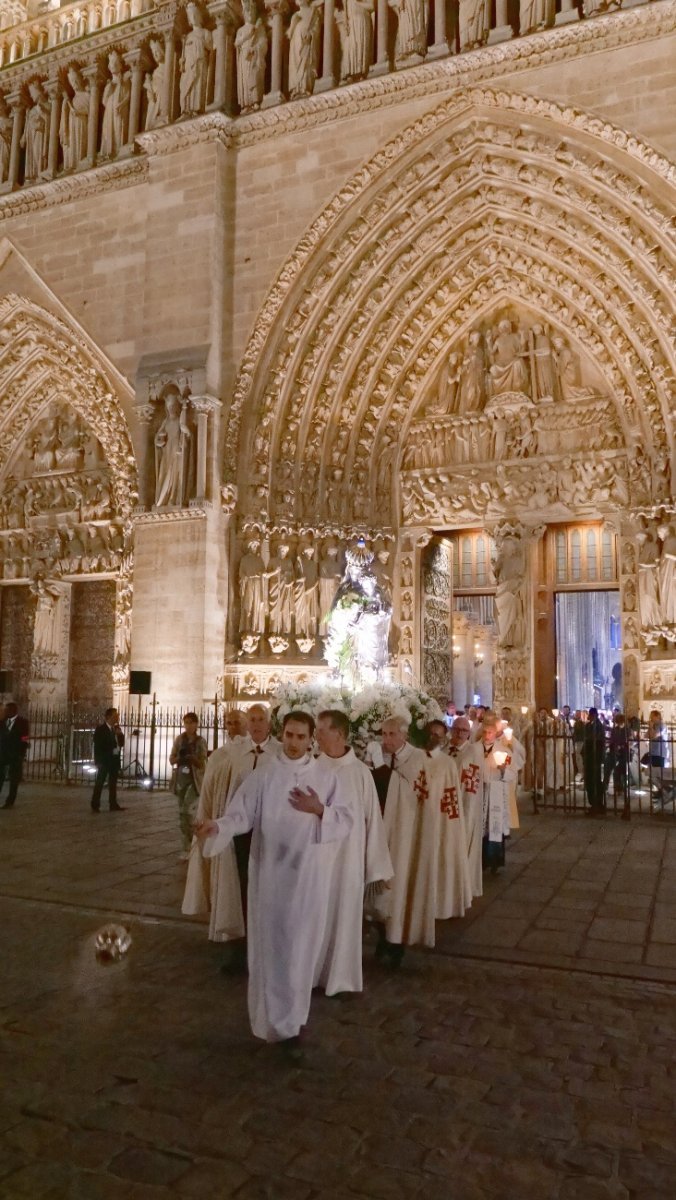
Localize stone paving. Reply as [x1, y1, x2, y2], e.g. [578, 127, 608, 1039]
[1, 784, 676, 1199]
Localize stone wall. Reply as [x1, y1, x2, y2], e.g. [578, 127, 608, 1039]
[68, 579, 116, 708]
[0, 585, 35, 707]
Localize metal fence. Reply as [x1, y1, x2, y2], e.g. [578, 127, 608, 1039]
[531, 721, 676, 818]
[21, 702, 223, 790]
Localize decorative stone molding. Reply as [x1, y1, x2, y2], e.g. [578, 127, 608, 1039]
[132, 506, 209, 523]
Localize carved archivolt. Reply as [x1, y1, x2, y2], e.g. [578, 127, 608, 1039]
[228, 89, 676, 531]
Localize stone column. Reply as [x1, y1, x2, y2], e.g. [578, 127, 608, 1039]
[369, 0, 389, 77]
[488, 0, 512, 44]
[555, 0, 579, 24]
[263, 0, 287, 109]
[428, 0, 451, 59]
[452, 611, 471, 709]
[83, 61, 102, 167]
[6, 91, 24, 190]
[316, 0, 336, 92]
[190, 395, 221, 505]
[162, 29, 176, 124]
[44, 77, 63, 179]
[124, 47, 145, 145]
[394, 528, 433, 685]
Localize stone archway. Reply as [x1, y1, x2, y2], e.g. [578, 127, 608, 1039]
[0, 293, 137, 704]
[224, 88, 676, 713]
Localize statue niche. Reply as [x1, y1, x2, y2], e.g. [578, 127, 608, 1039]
[152, 384, 195, 508]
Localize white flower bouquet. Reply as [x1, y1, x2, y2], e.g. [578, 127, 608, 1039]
[269, 679, 442, 753]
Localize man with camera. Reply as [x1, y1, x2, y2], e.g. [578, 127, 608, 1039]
[170, 712, 208, 860]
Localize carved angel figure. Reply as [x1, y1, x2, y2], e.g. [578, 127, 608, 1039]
[287, 0, 324, 99]
[59, 69, 89, 173]
[389, 0, 427, 61]
[100, 51, 130, 158]
[20, 81, 49, 179]
[179, 2, 213, 115]
[458, 0, 490, 49]
[337, 0, 374, 82]
[235, 0, 268, 113]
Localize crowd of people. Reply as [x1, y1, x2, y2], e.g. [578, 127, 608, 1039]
[178, 701, 525, 1057]
[532, 704, 673, 816]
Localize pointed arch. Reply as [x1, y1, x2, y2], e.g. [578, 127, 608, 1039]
[226, 87, 676, 529]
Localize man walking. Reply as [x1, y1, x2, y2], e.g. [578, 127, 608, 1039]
[91, 707, 125, 812]
[170, 712, 208, 859]
[196, 711, 353, 1056]
[0, 702, 30, 809]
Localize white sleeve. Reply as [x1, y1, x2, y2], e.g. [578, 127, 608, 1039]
[318, 773, 354, 845]
[201, 772, 260, 858]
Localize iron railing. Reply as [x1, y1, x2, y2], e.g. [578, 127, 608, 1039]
[531, 721, 676, 818]
[20, 701, 223, 790]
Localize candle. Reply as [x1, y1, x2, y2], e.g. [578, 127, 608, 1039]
[504, 726, 513, 742]
[493, 750, 507, 767]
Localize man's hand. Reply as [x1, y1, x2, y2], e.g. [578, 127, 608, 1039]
[194, 818, 218, 840]
[289, 786, 324, 818]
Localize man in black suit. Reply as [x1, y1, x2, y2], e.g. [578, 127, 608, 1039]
[91, 707, 125, 812]
[0, 702, 30, 809]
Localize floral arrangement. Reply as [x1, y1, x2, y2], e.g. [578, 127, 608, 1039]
[270, 679, 443, 753]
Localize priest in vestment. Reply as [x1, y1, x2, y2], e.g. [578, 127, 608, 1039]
[182, 705, 278, 959]
[371, 716, 436, 966]
[458, 712, 526, 897]
[424, 721, 473, 920]
[313, 709, 393, 996]
[197, 712, 353, 1052]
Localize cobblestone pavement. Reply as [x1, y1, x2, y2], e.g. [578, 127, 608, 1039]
[1, 785, 675, 1199]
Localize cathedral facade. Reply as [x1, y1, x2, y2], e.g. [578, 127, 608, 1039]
[0, 0, 674, 717]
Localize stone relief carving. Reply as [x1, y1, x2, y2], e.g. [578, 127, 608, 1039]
[0, 95, 11, 185]
[287, 0, 323, 100]
[153, 385, 193, 507]
[144, 37, 169, 131]
[179, 2, 213, 116]
[491, 522, 529, 652]
[519, 0, 554, 36]
[235, 0, 268, 115]
[294, 542, 319, 641]
[390, 0, 427, 64]
[238, 537, 270, 636]
[459, 0, 490, 51]
[100, 50, 130, 158]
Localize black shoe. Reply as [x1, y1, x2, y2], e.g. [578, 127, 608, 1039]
[280, 1036, 304, 1063]
[109, 804, 126, 811]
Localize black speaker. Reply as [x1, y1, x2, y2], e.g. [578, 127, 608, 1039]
[129, 670, 152, 695]
[0, 670, 13, 692]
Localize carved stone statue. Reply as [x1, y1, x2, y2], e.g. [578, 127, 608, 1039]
[457, 330, 485, 413]
[144, 37, 168, 130]
[551, 336, 587, 402]
[100, 51, 130, 158]
[492, 528, 527, 650]
[268, 542, 296, 635]
[0, 96, 13, 184]
[657, 523, 676, 626]
[319, 543, 341, 636]
[154, 389, 191, 507]
[32, 579, 63, 658]
[54, 412, 83, 470]
[487, 318, 529, 397]
[238, 538, 268, 634]
[60, 66, 89, 171]
[458, 0, 490, 50]
[179, 2, 213, 116]
[337, 0, 374, 83]
[30, 421, 57, 473]
[389, 0, 427, 62]
[636, 525, 661, 629]
[530, 324, 557, 401]
[235, 0, 268, 114]
[294, 543, 319, 639]
[432, 352, 460, 414]
[519, 0, 553, 34]
[20, 81, 49, 180]
[287, 0, 323, 99]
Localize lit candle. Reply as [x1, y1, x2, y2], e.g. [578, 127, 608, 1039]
[552, 708, 559, 718]
[493, 750, 507, 768]
[521, 706, 528, 716]
[504, 726, 513, 742]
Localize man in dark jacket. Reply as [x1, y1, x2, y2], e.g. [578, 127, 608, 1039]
[0, 702, 30, 809]
[582, 707, 606, 816]
[91, 707, 125, 812]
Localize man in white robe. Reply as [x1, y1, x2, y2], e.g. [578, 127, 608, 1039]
[424, 720, 472, 920]
[182, 705, 278, 962]
[458, 712, 526, 898]
[313, 709, 393, 996]
[370, 716, 435, 965]
[196, 711, 353, 1053]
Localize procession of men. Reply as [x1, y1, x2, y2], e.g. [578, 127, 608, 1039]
[187, 703, 525, 1058]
